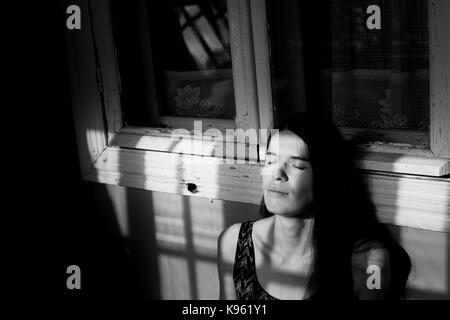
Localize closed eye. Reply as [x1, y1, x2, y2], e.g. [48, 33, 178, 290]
[291, 160, 307, 170]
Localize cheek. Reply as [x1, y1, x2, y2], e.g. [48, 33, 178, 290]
[291, 172, 314, 199]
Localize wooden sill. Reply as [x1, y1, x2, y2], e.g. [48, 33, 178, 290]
[357, 151, 450, 177]
[108, 126, 265, 163]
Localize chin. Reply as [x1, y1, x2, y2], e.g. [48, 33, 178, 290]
[265, 201, 296, 216]
[264, 197, 312, 217]
[271, 210, 301, 217]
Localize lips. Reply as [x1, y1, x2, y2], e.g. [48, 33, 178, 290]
[266, 189, 289, 195]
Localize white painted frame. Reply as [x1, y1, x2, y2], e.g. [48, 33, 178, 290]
[429, 0, 450, 159]
[88, 0, 272, 162]
[66, 0, 449, 232]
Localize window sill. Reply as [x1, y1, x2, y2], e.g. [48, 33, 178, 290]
[108, 128, 260, 163]
[356, 151, 450, 177]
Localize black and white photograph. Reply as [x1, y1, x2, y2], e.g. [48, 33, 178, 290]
[14, 0, 449, 306]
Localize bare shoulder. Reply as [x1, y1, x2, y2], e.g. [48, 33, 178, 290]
[351, 247, 391, 299]
[251, 217, 273, 246]
[217, 223, 242, 300]
[217, 223, 242, 264]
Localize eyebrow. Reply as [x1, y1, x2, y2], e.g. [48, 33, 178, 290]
[266, 151, 310, 162]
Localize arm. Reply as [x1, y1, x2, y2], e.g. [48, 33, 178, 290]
[217, 223, 241, 300]
[352, 247, 391, 300]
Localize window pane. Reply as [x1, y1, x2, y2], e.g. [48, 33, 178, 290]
[330, 0, 429, 131]
[110, 0, 236, 127]
[267, 0, 430, 140]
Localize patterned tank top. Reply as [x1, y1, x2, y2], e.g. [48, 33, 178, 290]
[233, 221, 278, 300]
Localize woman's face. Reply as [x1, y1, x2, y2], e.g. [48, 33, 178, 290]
[262, 130, 314, 217]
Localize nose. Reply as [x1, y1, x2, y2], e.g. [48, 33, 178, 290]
[272, 163, 288, 181]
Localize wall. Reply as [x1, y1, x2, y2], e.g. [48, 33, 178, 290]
[92, 183, 259, 299]
[91, 182, 450, 300]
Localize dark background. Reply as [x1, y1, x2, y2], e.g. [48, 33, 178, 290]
[7, 2, 142, 298]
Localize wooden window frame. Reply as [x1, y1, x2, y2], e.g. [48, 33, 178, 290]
[90, 0, 272, 162]
[66, 0, 273, 200]
[66, 0, 449, 232]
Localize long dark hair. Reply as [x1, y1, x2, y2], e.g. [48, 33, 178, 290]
[259, 112, 411, 299]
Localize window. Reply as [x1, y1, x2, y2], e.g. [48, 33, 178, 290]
[110, 0, 236, 128]
[66, 0, 273, 202]
[329, 0, 429, 133]
[267, 0, 449, 175]
[86, 0, 273, 162]
[269, 0, 429, 134]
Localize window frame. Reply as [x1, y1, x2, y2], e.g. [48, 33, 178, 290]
[65, 0, 449, 233]
[90, 0, 272, 162]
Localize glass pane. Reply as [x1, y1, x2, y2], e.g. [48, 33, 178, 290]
[267, 0, 430, 138]
[110, 0, 236, 127]
[265, 0, 307, 124]
[329, 0, 429, 131]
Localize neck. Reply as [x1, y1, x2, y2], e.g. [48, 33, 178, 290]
[272, 215, 314, 257]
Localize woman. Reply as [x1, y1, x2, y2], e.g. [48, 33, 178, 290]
[217, 112, 411, 300]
